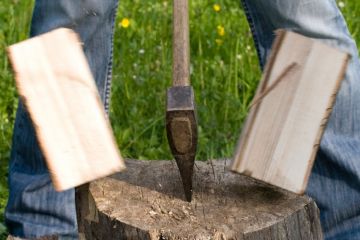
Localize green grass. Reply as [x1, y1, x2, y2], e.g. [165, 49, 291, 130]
[0, 1, 34, 238]
[112, 0, 259, 160]
[0, 0, 359, 238]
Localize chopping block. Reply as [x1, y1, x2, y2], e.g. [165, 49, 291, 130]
[76, 159, 323, 239]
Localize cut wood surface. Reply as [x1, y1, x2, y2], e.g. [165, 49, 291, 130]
[76, 159, 323, 240]
[7, 28, 125, 191]
[232, 30, 349, 194]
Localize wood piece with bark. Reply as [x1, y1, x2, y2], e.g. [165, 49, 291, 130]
[232, 30, 349, 194]
[76, 159, 323, 239]
[7, 28, 125, 191]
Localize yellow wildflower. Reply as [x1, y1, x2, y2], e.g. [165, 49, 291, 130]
[217, 25, 225, 36]
[120, 18, 130, 28]
[215, 39, 223, 46]
[213, 4, 221, 12]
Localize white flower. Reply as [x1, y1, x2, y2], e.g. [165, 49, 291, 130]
[139, 49, 145, 54]
[338, 1, 345, 8]
[236, 54, 243, 60]
[219, 60, 224, 67]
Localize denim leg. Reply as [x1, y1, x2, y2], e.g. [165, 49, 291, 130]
[5, 0, 119, 238]
[241, 0, 360, 239]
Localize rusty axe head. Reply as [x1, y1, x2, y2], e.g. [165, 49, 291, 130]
[166, 86, 197, 202]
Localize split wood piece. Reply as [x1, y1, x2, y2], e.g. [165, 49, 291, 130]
[76, 159, 323, 240]
[7, 28, 125, 191]
[231, 30, 349, 194]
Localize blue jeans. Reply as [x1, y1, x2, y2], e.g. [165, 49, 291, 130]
[241, 1, 360, 239]
[5, 0, 360, 239]
[5, 0, 119, 239]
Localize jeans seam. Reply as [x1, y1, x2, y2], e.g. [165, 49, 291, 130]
[103, 1, 119, 114]
[240, 0, 264, 69]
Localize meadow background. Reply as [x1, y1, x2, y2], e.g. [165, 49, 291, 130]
[0, 0, 358, 238]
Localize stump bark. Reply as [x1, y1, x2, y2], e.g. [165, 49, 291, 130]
[76, 159, 323, 240]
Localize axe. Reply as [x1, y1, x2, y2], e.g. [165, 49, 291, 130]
[166, 0, 197, 202]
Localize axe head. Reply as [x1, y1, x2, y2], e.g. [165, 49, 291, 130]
[166, 86, 197, 202]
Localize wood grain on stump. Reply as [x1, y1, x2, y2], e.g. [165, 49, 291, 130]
[76, 159, 323, 240]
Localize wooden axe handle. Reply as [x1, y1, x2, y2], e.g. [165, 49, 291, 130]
[173, 0, 190, 86]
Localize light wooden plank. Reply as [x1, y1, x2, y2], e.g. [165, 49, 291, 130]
[7, 28, 126, 191]
[231, 30, 349, 194]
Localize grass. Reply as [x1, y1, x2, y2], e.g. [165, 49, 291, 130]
[0, 1, 34, 238]
[112, 0, 259, 161]
[0, 0, 359, 238]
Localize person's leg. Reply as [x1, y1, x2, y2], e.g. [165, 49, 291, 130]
[240, 0, 360, 239]
[5, 0, 119, 238]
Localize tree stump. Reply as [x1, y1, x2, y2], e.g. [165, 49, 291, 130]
[76, 159, 323, 239]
